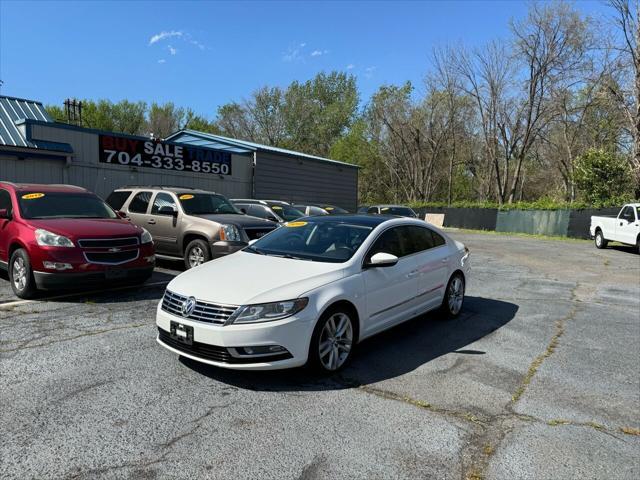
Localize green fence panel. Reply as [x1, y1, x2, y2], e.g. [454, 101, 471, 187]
[495, 209, 570, 236]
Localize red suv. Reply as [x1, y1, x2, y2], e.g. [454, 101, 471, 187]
[0, 182, 156, 298]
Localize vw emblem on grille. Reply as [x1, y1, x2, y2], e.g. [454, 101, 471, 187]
[108, 247, 122, 252]
[181, 296, 196, 316]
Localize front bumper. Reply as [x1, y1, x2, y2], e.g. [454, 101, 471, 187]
[155, 304, 316, 370]
[210, 240, 247, 259]
[33, 266, 154, 290]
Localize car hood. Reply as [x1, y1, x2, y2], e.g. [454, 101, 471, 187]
[25, 218, 143, 239]
[193, 214, 275, 229]
[167, 251, 346, 305]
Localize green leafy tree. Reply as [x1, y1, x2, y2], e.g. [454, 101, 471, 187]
[574, 148, 634, 205]
[184, 109, 220, 135]
[146, 102, 186, 139]
[44, 104, 66, 122]
[329, 119, 385, 203]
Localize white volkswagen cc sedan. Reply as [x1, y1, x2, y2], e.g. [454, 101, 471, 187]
[156, 215, 470, 373]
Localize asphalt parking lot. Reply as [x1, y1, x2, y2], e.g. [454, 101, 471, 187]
[1, 232, 639, 480]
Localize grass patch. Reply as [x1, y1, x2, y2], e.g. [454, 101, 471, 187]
[547, 419, 571, 426]
[444, 227, 588, 243]
[620, 427, 640, 436]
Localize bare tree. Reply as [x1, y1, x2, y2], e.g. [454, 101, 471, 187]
[607, 0, 640, 192]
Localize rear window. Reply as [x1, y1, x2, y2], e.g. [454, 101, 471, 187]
[17, 192, 117, 219]
[106, 191, 132, 210]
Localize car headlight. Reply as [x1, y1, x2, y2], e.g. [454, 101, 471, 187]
[220, 224, 241, 242]
[140, 227, 153, 244]
[226, 298, 309, 324]
[35, 229, 74, 247]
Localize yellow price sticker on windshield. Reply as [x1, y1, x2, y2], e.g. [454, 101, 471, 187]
[272, 205, 283, 210]
[179, 194, 194, 200]
[286, 221, 307, 227]
[381, 207, 390, 212]
[325, 206, 334, 211]
[22, 193, 45, 200]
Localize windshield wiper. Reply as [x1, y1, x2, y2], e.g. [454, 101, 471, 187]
[269, 253, 313, 261]
[244, 245, 265, 255]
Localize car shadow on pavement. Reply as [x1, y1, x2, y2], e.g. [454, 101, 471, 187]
[180, 296, 518, 391]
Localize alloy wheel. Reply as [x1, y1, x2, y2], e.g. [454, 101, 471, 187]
[318, 312, 353, 371]
[448, 276, 464, 315]
[12, 257, 27, 291]
[188, 246, 205, 267]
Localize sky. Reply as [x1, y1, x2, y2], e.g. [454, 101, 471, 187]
[0, 0, 613, 118]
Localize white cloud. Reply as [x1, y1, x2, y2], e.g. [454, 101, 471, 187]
[157, 59, 166, 64]
[311, 49, 329, 57]
[189, 38, 205, 50]
[149, 30, 183, 46]
[283, 42, 307, 62]
[364, 66, 377, 78]
[168, 45, 178, 55]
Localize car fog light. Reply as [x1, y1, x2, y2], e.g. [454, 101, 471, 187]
[43, 261, 73, 271]
[229, 345, 288, 357]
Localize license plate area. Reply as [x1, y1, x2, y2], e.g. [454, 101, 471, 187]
[105, 268, 127, 280]
[170, 321, 194, 345]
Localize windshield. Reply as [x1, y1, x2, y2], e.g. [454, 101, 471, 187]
[178, 193, 240, 215]
[18, 192, 117, 220]
[269, 204, 304, 221]
[246, 219, 373, 263]
[380, 206, 416, 217]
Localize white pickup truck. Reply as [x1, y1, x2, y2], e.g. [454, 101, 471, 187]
[590, 203, 640, 252]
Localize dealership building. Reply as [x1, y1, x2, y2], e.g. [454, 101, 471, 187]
[0, 95, 359, 210]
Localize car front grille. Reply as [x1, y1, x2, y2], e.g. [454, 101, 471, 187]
[161, 289, 238, 325]
[157, 328, 293, 364]
[78, 237, 139, 248]
[83, 249, 139, 265]
[243, 227, 276, 240]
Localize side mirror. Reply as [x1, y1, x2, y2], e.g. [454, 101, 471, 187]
[239, 208, 247, 214]
[0, 208, 11, 220]
[365, 252, 398, 268]
[267, 216, 279, 222]
[158, 206, 178, 216]
[248, 239, 258, 246]
[116, 210, 128, 219]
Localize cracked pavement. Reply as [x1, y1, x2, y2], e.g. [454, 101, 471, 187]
[1, 233, 639, 479]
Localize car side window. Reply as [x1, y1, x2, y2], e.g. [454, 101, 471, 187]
[129, 191, 152, 214]
[105, 191, 131, 211]
[367, 207, 378, 214]
[0, 189, 12, 214]
[248, 205, 268, 219]
[367, 227, 408, 259]
[621, 206, 636, 221]
[430, 229, 446, 247]
[151, 193, 177, 214]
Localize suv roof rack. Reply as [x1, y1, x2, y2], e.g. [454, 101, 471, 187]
[118, 185, 214, 192]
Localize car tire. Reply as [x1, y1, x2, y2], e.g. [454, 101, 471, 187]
[440, 272, 465, 319]
[594, 230, 608, 249]
[184, 239, 211, 269]
[9, 249, 37, 299]
[308, 307, 356, 373]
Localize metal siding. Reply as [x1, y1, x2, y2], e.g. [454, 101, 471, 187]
[2, 125, 253, 200]
[254, 152, 358, 211]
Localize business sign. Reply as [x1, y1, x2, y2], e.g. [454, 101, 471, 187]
[98, 135, 232, 175]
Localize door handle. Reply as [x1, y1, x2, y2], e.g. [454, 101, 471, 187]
[441, 257, 449, 263]
[148, 219, 156, 225]
[406, 270, 419, 278]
